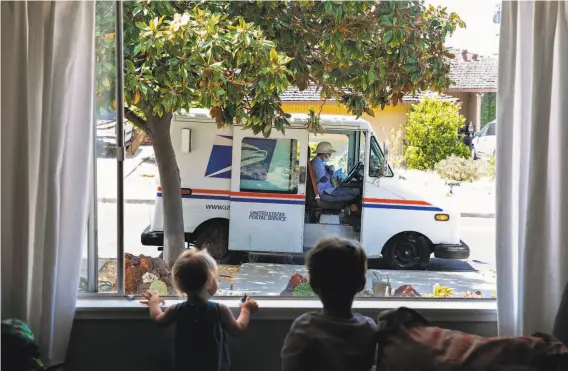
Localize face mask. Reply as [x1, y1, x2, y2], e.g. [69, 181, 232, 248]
[322, 154, 330, 163]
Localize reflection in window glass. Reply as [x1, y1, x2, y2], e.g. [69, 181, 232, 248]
[93, 0, 118, 293]
[82, 1, 499, 300]
[240, 138, 299, 193]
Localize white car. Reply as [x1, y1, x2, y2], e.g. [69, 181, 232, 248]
[471, 121, 496, 160]
[96, 119, 133, 156]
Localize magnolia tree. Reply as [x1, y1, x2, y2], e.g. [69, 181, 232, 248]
[96, 1, 464, 265]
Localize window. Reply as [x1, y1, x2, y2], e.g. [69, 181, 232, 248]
[309, 133, 350, 174]
[359, 131, 367, 163]
[486, 122, 496, 136]
[80, 0, 119, 294]
[240, 138, 299, 193]
[369, 136, 393, 178]
[82, 0, 498, 302]
[480, 123, 490, 136]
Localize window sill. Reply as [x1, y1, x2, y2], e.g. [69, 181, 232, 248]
[75, 298, 497, 322]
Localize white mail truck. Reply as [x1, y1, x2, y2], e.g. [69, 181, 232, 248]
[141, 109, 469, 269]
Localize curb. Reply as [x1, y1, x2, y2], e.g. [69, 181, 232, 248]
[97, 198, 496, 219]
[98, 198, 155, 205]
[460, 212, 495, 219]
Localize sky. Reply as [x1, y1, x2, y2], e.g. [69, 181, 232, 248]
[426, 0, 501, 56]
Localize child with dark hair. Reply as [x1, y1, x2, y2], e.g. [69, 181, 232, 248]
[141, 249, 258, 371]
[281, 237, 377, 371]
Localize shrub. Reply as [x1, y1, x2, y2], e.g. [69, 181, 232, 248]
[488, 153, 496, 179]
[432, 283, 454, 297]
[149, 280, 168, 295]
[404, 97, 471, 170]
[293, 281, 315, 296]
[435, 155, 480, 182]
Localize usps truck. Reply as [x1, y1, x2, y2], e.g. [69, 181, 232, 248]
[141, 109, 470, 269]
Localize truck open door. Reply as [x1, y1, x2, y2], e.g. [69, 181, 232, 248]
[229, 127, 308, 254]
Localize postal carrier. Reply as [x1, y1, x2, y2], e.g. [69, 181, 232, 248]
[141, 109, 470, 269]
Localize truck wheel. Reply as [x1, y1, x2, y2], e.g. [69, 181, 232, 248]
[383, 233, 430, 270]
[195, 221, 230, 264]
[105, 146, 116, 158]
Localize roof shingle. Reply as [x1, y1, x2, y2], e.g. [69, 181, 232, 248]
[280, 51, 497, 102]
[448, 50, 498, 90]
[280, 86, 459, 103]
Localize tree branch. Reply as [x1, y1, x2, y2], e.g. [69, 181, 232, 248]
[125, 108, 148, 132]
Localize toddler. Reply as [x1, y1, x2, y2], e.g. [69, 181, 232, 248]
[141, 249, 258, 371]
[281, 237, 377, 371]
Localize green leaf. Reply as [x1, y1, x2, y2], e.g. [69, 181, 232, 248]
[135, 22, 147, 30]
[262, 124, 272, 138]
[367, 69, 377, 83]
[384, 30, 393, 45]
[125, 59, 136, 73]
[210, 61, 224, 70]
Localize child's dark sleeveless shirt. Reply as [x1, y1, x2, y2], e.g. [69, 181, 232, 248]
[173, 301, 230, 371]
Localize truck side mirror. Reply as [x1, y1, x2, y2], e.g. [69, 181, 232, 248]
[474, 131, 481, 137]
[369, 168, 382, 178]
[383, 141, 389, 175]
[370, 160, 389, 178]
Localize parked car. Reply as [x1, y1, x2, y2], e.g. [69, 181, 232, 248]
[471, 121, 496, 160]
[96, 119, 133, 156]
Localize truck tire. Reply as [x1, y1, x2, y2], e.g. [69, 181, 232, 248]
[383, 233, 430, 270]
[195, 221, 230, 264]
[106, 146, 116, 158]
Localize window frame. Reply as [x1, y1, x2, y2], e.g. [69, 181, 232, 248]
[80, 4, 498, 315]
[308, 131, 353, 174]
[369, 135, 394, 178]
[75, 297, 498, 322]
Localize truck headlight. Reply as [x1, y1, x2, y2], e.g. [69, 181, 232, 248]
[435, 214, 450, 221]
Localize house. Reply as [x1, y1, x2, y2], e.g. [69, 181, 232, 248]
[280, 50, 498, 159]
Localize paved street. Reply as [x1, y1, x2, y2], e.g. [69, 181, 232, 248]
[89, 199, 496, 272]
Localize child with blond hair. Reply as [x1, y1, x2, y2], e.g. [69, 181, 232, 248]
[141, 249, 258, 371]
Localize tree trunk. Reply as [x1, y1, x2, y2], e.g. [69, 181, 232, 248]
[146, 112, 185, 265]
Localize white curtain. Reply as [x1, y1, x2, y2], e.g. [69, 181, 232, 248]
[1, 1, 95, 363]
[496, 1, 568, 337]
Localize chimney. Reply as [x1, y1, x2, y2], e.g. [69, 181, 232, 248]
[461, 49, 469, 61]
[472, 53, 479, 61]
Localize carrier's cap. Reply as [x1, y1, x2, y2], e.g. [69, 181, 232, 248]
[315, 141, 336, 154]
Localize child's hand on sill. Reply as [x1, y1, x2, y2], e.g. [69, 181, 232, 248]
[240, 296, 259, 314]
[140, 290, 166, 306]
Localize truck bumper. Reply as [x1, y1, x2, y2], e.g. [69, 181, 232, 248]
[433, 240, 470, 260]
[141, 225, 164, 246]
[141, 225, 192, 249]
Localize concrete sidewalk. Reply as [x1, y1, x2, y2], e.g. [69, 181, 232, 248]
[97, 146, 158, 203]
[95, 153, 496, 218]
[396, 169, 496, 218]
[232, 263, 496, 297]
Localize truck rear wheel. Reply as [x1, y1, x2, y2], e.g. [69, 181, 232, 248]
[195, 221, 230, 264]
[383, 233, 430, 270]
